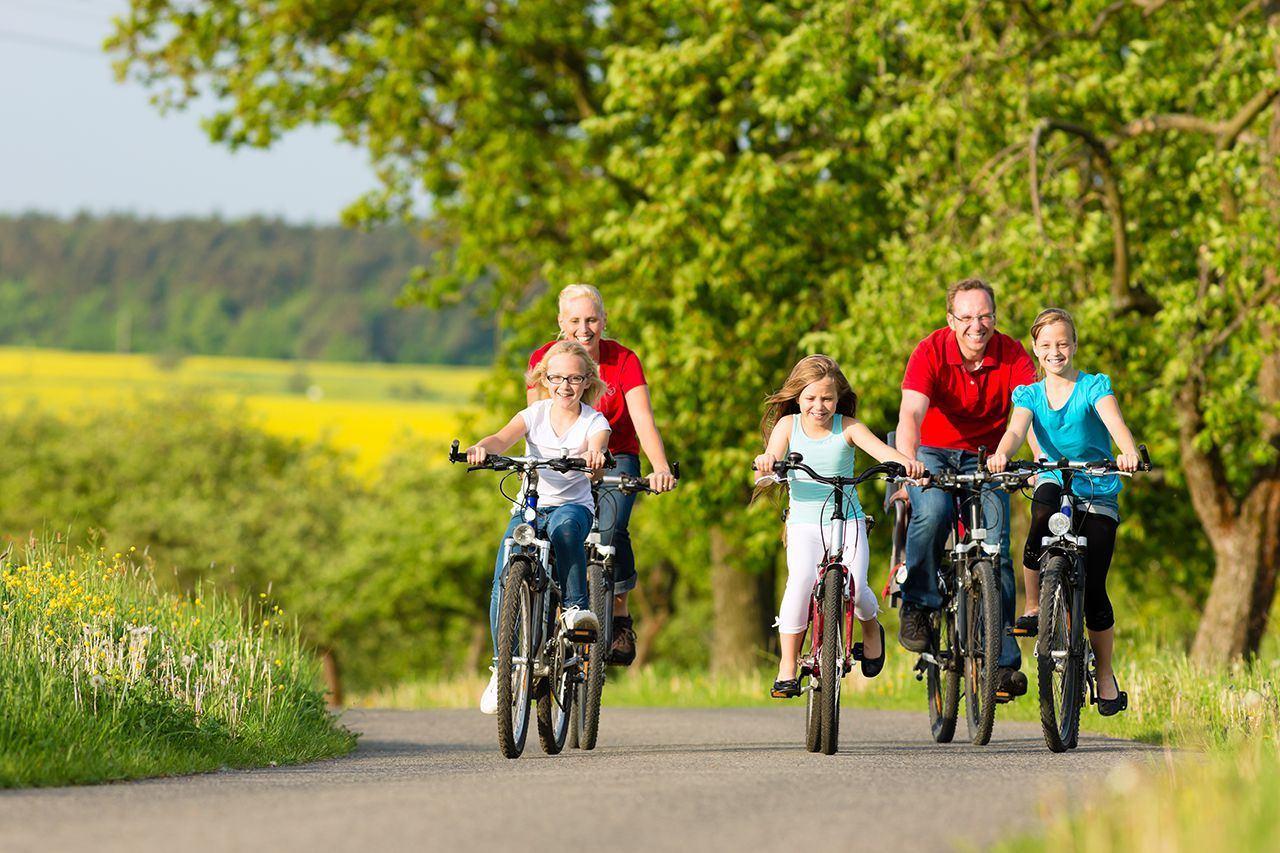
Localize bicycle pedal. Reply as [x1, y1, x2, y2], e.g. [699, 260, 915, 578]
[994, 693, 1015, 704]
[563, 628, 598, 643]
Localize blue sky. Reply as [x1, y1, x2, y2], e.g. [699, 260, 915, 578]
[0, 0, 377, 223]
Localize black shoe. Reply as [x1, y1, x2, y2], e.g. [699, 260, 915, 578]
[1010, 614, 1039, 638]
[996, 667, 1028, 699]
[1095, 676, 1129, 716]
[898, 604, 932, 653]
[607, 614, 636, 666]
[858, 623, 887, 678]
[771, 678, 801, 699]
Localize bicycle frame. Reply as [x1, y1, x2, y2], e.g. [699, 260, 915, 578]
[1034, 467, 1096, 704]
[802, 482, 859, 682]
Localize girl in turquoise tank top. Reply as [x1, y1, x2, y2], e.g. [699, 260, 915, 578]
[753, 355, 924, 699]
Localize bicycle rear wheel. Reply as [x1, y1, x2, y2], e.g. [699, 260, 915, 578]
[1037, 556, 1084, 752]
[818, 569, 844, 755]
[964, 560, 1001, 746]
[496, 559, 534, 759]
[927, 605, 960, 743]
[572, 560, 610, 750]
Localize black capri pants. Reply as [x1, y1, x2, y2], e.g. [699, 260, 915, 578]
[1023, 482, 1118, 632]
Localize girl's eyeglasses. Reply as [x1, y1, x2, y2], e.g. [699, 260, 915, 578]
[547, 374, 588, 386]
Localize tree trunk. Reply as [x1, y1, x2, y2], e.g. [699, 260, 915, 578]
[320, 647, 344, 708]
[709, 525, 769, 675]
[632, 557, 675, 668]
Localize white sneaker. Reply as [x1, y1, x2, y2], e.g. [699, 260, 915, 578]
[559, 607, 600, 641]
[479, 667, 498, 715]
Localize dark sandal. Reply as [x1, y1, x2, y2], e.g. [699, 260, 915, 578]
[859, 623, 887, 678]
[770, 678, 801, 699]
[1009, 613, 1039, 637]
[1096, 676, 1129, 716]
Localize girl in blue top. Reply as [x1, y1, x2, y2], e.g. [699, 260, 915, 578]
[753, 355, 923, 698]
[987, 308, 1141, 716]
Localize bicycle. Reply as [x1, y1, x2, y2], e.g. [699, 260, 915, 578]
[996, 448, 1151, 752]
[568, 462, 679, 751]
[911, 460, 1026, 746]
[758, 453, 905, 755]
[449, 440, 600, 759]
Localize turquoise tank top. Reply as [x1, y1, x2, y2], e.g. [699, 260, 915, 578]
[787, 414, 863, 525]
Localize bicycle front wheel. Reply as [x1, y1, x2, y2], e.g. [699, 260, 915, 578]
[927, 605, 960, 743]
[1037, 556, 1084, 752]
[536, 629, 573, 755]
[496, 559, 534, 759]
[818, 569, 844, 755]
[964, 560, 1001, 746]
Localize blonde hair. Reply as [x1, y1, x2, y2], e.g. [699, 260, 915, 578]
[526, 340, 607, 406]
[557, 283, 606, 317]
[1030, 307, 1078, 343]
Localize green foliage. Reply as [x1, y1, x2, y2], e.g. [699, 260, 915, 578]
[0, 213, 493, 364]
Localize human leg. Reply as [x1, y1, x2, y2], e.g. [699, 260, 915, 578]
[546, 504, 594, 610]
[777, 524, 823, 681]
[1081, 512, 1120, 702]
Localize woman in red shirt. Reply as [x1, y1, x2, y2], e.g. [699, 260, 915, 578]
[527, 284, 677, 665]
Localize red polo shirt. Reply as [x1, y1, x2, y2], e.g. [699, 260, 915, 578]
[901, 327, 1036, 453]
[528, 339, 647, 455]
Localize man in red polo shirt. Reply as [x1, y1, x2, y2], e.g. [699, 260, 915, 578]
[895, 278, 1036, 698]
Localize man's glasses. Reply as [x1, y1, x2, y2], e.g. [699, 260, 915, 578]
[547, 374, 588, 386]
[949, 312, 996, 326]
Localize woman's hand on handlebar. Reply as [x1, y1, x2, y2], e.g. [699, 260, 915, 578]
[648, 469, 677, 493]
[466, 445, 488, 465]
[753, 453, 778, 476]
[986, 452, 1009, 473]
[1116, 452, 1141, 472]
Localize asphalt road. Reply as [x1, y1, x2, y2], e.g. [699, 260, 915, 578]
[0, 707, 1163, 853]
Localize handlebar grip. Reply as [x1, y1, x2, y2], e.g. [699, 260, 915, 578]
[884, 461, 907, 478]
[1138, 444, 1152, 471]
[449, 439, 466, 463]
[977, 445, 988, 468]
[603, 449, 616, 469]
[671, 461, 680, 481]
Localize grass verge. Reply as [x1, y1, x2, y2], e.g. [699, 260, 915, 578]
[0, 538, 356, 788]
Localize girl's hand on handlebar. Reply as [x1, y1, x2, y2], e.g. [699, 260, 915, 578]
[648, 469, 677, 493]
[986, 452, 1009, 473]
[903, 459, 926, 479]
[754, 453, 778, 475]
[583, 449, 607, 471]
[1116, 452, 1140, 472]
[466, 445, 488, 465]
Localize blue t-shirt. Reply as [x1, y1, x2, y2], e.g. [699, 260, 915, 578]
[786, 414, 864, 525]
[1011, 372, 1120, 510]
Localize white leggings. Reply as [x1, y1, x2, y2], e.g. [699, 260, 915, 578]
[777, 519, 877, 634]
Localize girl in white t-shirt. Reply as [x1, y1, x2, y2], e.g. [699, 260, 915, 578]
[464, 340, 612, 714]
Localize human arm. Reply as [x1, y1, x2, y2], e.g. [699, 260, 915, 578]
[624, 384, 677, 493]
[895, 390, 931, 461]
[1094, 395, 1141, 471]
[986, 407, 1032, 472]
[845, 419, 926, 478]
[465, 414, 528, 464]
[753, 416, 792, 479]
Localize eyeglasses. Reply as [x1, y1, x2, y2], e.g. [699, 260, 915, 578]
[949, 312, 996, 326]
[547, 374, 588, 386]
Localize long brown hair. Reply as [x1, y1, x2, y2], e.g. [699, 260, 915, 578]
[753, 355, 859, 512]
[526, 340, 607, 406]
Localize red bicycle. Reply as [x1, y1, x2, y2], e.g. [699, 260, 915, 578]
[763, 453, 905, 754]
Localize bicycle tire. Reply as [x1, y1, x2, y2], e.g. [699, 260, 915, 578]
[536, 627, 573, 755]
[964, 560, 1001, 746]
[804, 671, 822, 752]
[496, 559, 534, 759]
[927, 605, 961, 743]
[1037, 555, 1084, 753]
[573, 560, 610, 750]
[818, 569, 844, 755]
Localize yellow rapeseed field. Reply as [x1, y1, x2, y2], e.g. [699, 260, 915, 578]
[0, 346, 486, 473]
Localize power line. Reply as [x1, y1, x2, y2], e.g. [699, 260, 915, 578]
[0, 28, 104, 56]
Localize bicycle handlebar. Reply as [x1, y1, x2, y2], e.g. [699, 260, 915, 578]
[754, 452, 906, 487]
[448, 439, 615, 474]
[598, 460, 681, 494]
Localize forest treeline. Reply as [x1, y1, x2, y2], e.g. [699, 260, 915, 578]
[0, 213, 492, 364]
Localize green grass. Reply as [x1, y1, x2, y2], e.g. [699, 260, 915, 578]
[0, 538, 356, 788]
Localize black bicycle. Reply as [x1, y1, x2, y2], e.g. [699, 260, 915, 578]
[758, 453, 904, 754]
[997, 448, 1151, 752]
[569, 462, 679, 751]
[913, 463, 1024, 746]
[449, 440, 599, 759]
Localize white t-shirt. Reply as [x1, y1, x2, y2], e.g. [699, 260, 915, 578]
[520, 399, 611, 509]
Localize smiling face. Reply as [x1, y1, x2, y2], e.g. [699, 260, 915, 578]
[542, 352, 590, 407]
[558, 296, 605, 356]
[1033, 321, 1077, 377]
[947, 288, 997, 361]
[798, 377, 838, 428]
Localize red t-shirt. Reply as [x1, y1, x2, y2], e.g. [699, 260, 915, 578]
[528, 339, 647, 455]
[901, 327, 1036, 453]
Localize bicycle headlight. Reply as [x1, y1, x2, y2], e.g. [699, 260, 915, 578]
[1047, 512, 1072, 536]
[512, 523, 537, 546]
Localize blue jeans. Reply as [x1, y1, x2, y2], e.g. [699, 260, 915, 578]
[598, 453, 640, 594]
[488, 503, 593, 654]
[902, 446, 1021, 669]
